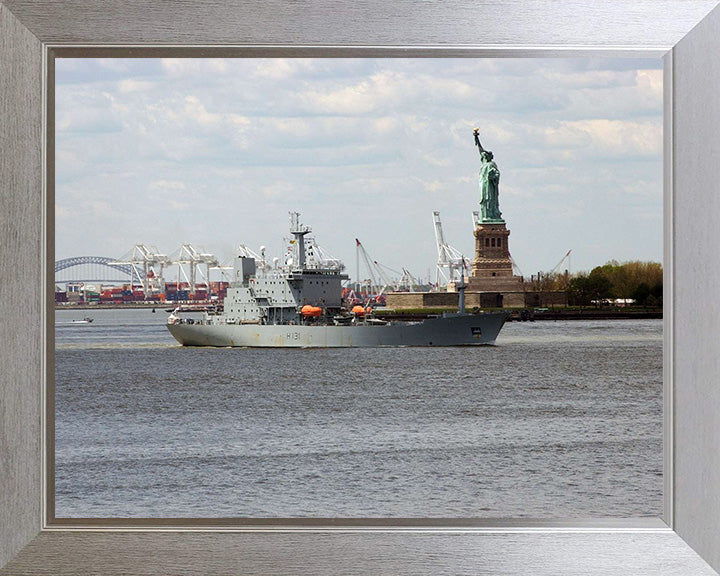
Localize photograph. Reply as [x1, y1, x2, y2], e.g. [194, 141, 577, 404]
[54, 56, 664, 519]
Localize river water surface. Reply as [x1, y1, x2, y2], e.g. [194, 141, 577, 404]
[55, 308, 662, 518]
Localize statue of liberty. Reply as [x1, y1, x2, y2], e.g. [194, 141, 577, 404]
[473, 128, 503, 223]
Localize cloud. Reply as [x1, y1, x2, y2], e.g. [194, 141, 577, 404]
[55, 149, 86, 177]
[168, 201, 190, 211]
[301, 78, 386, 115]
[118, 79, 155, 93]
[372, 117, 401, 135]
[296, 69, 480, 118]
[543, 119, 662, 157]
[421, 179, 445, 193]
[544, 68, 634, 90]
[95, 59, 132, 73]
[228, 114, 250, 128]
[422, 153, 451, 168]
[55, 89, 123, 134]
[151, 180, 186, 190]
[251, 59, 313, 80]
[55, 57, 663, 274]
[261, 182, 294, 198]
[184, 95, 221, 126]
[636, 69, 663, 101]
[88, 200, 116, 218]
[622, 179, 661, 198]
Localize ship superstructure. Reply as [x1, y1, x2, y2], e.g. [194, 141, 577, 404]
[222, 213, 348, 326]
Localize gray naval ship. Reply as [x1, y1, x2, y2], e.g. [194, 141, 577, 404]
[167, 213, 508, 348]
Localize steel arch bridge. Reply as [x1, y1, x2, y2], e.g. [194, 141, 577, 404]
[54, 256, 144, 283]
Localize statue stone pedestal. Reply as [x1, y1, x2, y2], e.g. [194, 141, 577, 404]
[471, 222, 513, 279]
[466, 222, 525, 299]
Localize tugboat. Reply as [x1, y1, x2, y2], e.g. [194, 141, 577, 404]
[167, 213, 508, 348]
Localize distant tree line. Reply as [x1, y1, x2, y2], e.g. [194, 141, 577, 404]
[529, 260, 663, 307]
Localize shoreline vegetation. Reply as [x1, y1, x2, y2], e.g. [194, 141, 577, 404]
[536, 260, 663, 309]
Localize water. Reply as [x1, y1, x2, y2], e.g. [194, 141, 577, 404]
[55, 308, 663, 518]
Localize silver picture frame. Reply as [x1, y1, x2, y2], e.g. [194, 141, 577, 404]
[2, 1, 720, 574]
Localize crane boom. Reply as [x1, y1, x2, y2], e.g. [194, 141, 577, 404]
[433, 211, 448, 264]
[433, 211, 470, 287]
[355, 238, 381, 295]
[550, 249, 572, 275]
[112, 244, 172, 298]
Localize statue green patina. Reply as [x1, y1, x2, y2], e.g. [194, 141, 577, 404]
[473, 128, 504, 223]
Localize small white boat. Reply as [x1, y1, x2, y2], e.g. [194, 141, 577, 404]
[71, 317, 94, 324]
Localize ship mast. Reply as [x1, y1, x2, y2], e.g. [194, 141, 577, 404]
[289, 212, 311, 269]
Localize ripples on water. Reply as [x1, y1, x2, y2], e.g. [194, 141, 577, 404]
[55, 309, 662, 518]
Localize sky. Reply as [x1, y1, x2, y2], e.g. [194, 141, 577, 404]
[55, 57, 663, 283]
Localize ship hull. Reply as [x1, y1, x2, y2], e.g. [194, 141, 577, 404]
[167, 312, 508, 348]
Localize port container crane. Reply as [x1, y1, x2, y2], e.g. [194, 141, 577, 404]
[111, 245, 171, 299]
[433, 211, 469, 288]
[373, 261, 420, 292]
[355, 238, 382, 296]
[171, 244, 219, 295]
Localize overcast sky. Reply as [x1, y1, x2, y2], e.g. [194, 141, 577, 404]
[56, 57, 663, 282]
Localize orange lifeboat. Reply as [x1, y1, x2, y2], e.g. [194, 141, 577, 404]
[301, 305, 322, 317]
[351, 305, 366, 315]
